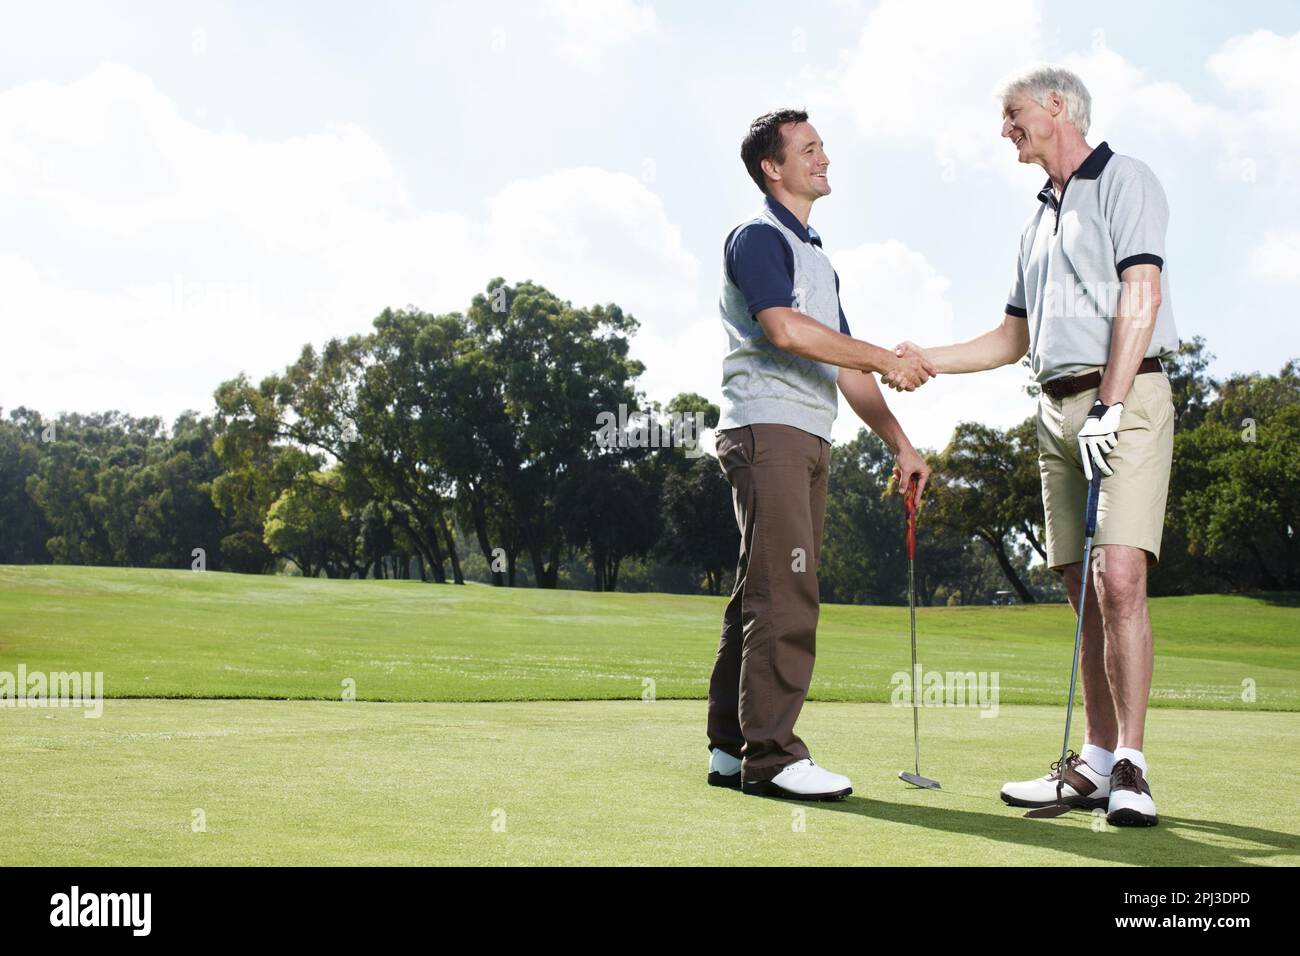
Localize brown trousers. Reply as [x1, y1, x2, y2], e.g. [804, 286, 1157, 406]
[708, 423, 830, 784]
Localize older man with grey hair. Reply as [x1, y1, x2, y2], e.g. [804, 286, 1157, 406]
[895, 64, 1178, 826]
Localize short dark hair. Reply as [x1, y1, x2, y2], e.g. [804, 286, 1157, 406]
[741, 109, 809, 195]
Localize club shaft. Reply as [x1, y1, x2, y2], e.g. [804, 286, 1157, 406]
[908, 557, 919, 776]
[1056, 533, 1093, 777]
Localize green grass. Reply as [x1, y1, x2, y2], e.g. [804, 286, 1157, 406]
[1, 566, 1296, 709]
[4, 700, 1296, 866]
[2, 565, 1297, 866]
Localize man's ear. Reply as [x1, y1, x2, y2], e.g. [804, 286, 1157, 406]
[1047, 91, 1064, 118]
[761, 156, 780, 187]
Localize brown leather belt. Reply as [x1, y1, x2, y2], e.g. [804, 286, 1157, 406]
[1041, 357, 1164, 401]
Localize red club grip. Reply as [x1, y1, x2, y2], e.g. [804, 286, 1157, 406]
[904, 477, 917, 562]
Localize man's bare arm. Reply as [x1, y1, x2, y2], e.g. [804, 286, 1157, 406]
[896, 314, 1029, 374]
[756, 307, 935, 390]
[1099, 264, 1161, 405]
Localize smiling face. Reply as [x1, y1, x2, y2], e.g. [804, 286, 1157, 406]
[765, 121, 830, 200]
[1001, 90, 1060, 168]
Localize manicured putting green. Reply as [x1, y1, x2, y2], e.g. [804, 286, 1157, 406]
[3, 699, 1296, 866]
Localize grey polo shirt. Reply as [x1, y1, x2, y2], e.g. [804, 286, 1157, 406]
[1006, 142, 1179, 383]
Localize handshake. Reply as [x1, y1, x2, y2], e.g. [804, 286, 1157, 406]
[881, 340, 935, 392]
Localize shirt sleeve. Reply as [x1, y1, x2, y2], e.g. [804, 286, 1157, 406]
[725, 223, 795, 318]
[1006, 242, 1028, 318]
[834, 270, 851, 336]
[1104, 160, 1168, 275]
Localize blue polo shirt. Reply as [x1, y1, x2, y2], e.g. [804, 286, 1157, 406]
[724, 196, 851, 336]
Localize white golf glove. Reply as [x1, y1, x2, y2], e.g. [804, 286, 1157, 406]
[1077, 400, 1123, 480]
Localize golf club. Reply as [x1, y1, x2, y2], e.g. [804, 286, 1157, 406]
[1026, 466, 1103, 819]
[898, 475, 941, 791]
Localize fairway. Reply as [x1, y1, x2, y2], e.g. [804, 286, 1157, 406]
[4, 700, 1298, 866]
[2, 566, 1298, 866]
[2, 566, 1296, 708]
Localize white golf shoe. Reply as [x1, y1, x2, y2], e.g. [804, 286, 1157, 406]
[742, 758, 852, 801]
[707, 748, 742, 790]
[999, 750, 1110, 811]
[1106, 759, 1158, 827]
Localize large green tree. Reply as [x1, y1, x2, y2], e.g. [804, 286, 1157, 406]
[819, 430, 908, 605]
[659, 452, 738, 596]
[925, 419, 1044, 603]
[464, 279, 643, 588]
[0, 408, 52, 563]
[352, 315, 466, 584]
[557, 456, 658, 591]
[1169, 361, 1299, 590]
[262, 467, 368, 578]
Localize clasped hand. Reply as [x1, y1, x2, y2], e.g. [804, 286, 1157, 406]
[883, 341, 936, 392]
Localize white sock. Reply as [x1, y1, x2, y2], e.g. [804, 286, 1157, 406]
[1081, 743, 1114, 775]
[1114, 747, 1147, 775]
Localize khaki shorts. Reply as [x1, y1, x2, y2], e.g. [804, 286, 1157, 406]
[1037, 369, 1175, 570]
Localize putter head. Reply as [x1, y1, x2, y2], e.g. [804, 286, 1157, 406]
[1023, 779, 1070, 818]
[898, 771, 942, 790]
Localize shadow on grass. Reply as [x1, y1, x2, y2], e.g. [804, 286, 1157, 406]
[809, 797, 1300, 866]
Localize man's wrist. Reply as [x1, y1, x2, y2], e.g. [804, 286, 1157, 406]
[869, 419, 901, 456]
[862, 342, 892, 374]
[926, 345, 953, 374]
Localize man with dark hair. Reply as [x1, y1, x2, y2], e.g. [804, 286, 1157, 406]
[740, 108, 811, 193]
[707, 109, 934, 800]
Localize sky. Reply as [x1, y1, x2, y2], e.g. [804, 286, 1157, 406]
[2, 0, 1298, 451]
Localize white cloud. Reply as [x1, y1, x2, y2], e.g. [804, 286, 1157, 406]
[0, 63, 697, 423]
[813, 0, 1042, 170]
[0, 64, 409, 245]
[833, 239, 956, 346]
[628, 315, 726, 414]
[1208, 29, 1300, 139]
[1252, 231, 1300, 280]
[1062, 32, 1300, 188]
[816, 5, 1298, 194]
[1204, 28, 1300, 190]
[1064, 47, 1223, 141]
[487, 167, 699, 320]
[544, 0, 658, 63]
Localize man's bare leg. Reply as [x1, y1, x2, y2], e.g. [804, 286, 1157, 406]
[1060, 561, 1117, 752]
[1090, 545, 1154, 751]
[1090, 543, 1159, 824]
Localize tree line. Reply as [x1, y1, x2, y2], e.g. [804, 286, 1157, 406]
[1, 278, 1295, 603]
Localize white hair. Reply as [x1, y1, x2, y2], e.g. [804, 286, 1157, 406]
[995, 64, 1092, 137]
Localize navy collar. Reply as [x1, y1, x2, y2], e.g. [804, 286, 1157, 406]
[764, 195, 822, 246]
[1037, 141, 1114, 205]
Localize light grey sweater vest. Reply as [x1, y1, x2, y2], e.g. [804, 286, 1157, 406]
[717, 205, 841, 441]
